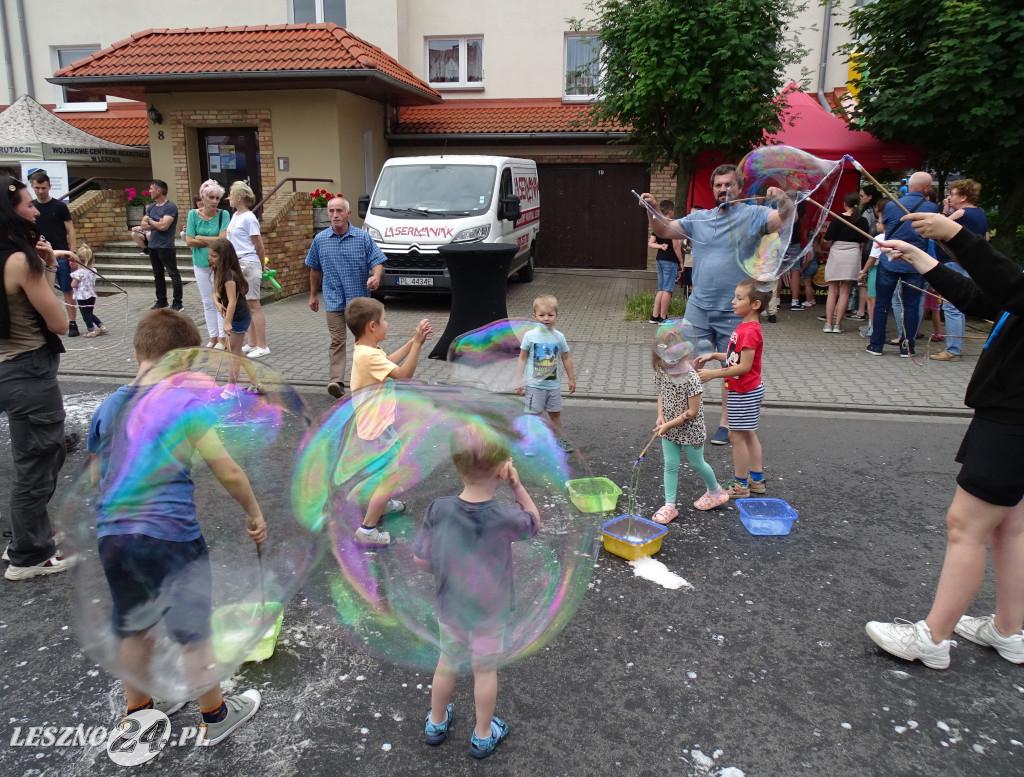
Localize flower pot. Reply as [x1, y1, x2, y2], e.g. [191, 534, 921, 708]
[312, 207, 331, 231]
[126, 205, 144, 227]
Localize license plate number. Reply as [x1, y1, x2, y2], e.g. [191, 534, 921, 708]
[397, 277, 433, 286]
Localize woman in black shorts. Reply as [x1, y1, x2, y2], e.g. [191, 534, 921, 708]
[865, 212, 1024, 669]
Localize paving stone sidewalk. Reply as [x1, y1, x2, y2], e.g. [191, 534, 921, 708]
[58, 270, 980, 415]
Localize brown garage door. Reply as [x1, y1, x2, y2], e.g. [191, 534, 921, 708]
[536, 163, 650, 269]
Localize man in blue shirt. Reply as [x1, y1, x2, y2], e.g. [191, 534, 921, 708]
[867, 171, 938, 357]
[642, 164, 790, 445]
[305, 197, 386, 398]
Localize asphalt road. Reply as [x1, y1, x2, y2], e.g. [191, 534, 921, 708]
[2, 381, 1020, 777]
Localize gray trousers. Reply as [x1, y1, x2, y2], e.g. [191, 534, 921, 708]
[0, 347, 65, 566]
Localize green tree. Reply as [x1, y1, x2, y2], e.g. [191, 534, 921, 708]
[842, 0, 1024, 258]
[572, 0, 806, 206]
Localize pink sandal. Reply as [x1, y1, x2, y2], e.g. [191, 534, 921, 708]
[98, 326, 109, 336]
[694, 489, 729, 511]
[82, 330, 99, 338]
[652, 504, 679, 524]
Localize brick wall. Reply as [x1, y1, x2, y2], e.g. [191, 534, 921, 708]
[261, 191, 316, 298]
[169, 108, 274, 216]
[70, 189, 130, 250]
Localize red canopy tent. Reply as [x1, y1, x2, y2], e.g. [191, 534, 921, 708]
[689, 86, 922, 210]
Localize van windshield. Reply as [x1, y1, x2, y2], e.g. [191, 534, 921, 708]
[370, 164, 497, 218]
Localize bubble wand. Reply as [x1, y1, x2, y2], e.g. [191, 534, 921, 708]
[625, 431, 661, 536]
[257, 544, 266, 618]
[631, 190, 691, 239]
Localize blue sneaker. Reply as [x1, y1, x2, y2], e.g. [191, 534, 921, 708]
[470, 716, 509, 759]
[424, 703, 453, 746]
[710, 426, 729, 446]
[865, 345, 883, 356]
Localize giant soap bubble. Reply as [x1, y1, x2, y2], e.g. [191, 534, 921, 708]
[447, 319, 542, 392]
[735, 145, 847, 287]
[651, 318, 704, 382]
[57, 349, 322, 702]
[292, 382, 600, 670]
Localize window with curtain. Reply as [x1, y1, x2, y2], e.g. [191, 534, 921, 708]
[427, 37, 483, 87]
[291, 0, 346, 25]
[565, 34, 600, 98]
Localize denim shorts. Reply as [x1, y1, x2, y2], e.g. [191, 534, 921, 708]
[229, 313, 252, 334]
[682, 304, 740, 353]
[656, 260, 677, 292]
[99, 534, 211, 643]
[800, 259, 819, 279]
[55, 258, 73, 292]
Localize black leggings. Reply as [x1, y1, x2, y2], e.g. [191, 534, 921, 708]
[77, 297, 103, 330]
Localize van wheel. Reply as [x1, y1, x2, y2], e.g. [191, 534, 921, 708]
[516, 252, 535, 283]
[371, 291, 386, 302]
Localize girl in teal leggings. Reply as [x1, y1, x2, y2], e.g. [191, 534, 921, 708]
[651, 355, 729, 524]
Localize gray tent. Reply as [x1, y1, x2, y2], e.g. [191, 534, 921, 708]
[0, 95, 150, 167]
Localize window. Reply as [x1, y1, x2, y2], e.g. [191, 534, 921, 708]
[291, 0, 346, 25]
[564, 34, 600, 100]
[53, 46, 105, 110]
[426, 37, 483, 88]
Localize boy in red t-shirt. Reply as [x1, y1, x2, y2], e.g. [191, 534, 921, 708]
[696, 278, 771, 497]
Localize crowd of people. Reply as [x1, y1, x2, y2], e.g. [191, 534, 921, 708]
[0, 163, 1019, 755]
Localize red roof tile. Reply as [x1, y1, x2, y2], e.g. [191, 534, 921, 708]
[392, 99, 627, 136]
[53, 24, 439, 102]
[58, 103, 149, 146]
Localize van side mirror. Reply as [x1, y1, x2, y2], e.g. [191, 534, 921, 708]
[498, 194, 521, 223]
[358, 194, 370, 219]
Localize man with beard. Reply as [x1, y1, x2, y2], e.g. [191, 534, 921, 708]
[642, 165, 790, 444]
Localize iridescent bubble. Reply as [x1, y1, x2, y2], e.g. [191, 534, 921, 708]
[292, 382, 599, 670]
[734, 145, 847, 284]
[447, 318, 544, 392]
[57, 349, 322, 702]
[652, 318, 700, 381]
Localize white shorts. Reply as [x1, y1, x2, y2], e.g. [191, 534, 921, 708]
[240, 259, 262, 301]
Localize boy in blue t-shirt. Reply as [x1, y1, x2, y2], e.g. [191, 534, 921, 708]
[87, 309, 265, 746]
[515, 294, 576, 452]
[412, 423, 539, 759]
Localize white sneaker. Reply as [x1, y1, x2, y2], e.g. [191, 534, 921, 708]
[241, 345, 254, 354]
[865, 619, 954, 669]
[353, 527, 391, 548]
[248, 347, 271, 359]
[4, 552, 76, 581]
[822, 324, 833, 332]
[954, 614, 1024, 663]
[831, 324, 843, 334]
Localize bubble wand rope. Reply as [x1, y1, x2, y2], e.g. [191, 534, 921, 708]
[849, 160, 956, 262]
[257, 544, 266, 618]
[626, 431, 660, 537]
[802, 197, 885, 246]
[632, 190, 691, 239]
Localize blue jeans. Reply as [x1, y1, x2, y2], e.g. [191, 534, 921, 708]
[871, 264, 924, 353]
[656, 260, 677, 292]
[941, 262, 968, 355]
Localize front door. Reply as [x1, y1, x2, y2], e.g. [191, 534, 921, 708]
[198, 128, 262, 206]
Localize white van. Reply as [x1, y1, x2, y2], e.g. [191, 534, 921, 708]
[357, 155, 539, 296]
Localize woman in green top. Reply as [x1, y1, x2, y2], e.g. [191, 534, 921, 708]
[185, 179, 229, 348]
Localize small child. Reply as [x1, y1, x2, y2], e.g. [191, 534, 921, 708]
[346, 297, 432, 548]
[516, 294, 576, 452]
[650, 353, 729, 524]
[70, 244, 107, 337]
[86, 308, 264, 745]
[412, 423, 540, 759]
[696, 278, 770, 498]
[648, 199, 681, 324]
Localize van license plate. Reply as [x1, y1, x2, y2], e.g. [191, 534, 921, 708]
[397, 277, 433, 286]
